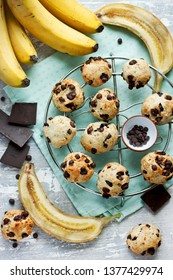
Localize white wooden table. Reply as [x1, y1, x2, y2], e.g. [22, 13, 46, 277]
[0, 0, 173, 260]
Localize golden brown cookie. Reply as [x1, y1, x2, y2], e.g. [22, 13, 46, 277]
[141, 150, 173, 184]
[126, 224, 161, 255]
[141, 92, 173, 125]
[81, 57, 112, 87]
[89, 88, 120, 121]
[43, 115, 76, 148]
[61, 152, 96, 183]
[1, 209, 34, 241]
[52, 79, 85, 112]
[122, 58, 151, 89]
[97, 162, 130, 197]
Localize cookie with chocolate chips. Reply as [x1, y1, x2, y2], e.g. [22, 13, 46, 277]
[43, 115, 76, 148]
[97, 162, 130, 197]
[141, 92, 173, 125]
[81, 121, 118, 154]
[122, 58, 151, 89]
[61, 152, 95, 183]
[89, 88, 120, 121]
[126, 224, 161, 255]
[52, 79, 85, 112]
[1, 209, 34, 241]
[81, 57, 112, 87]
[141, 151, 173, 184]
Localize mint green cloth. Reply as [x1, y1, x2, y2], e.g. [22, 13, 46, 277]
[4, 26, 173, 221]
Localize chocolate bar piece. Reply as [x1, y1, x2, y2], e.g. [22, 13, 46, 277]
[0, 141, 30, 169]
[8, 102, 37, 126]
[0, 109, 33, 147]
[141, 185, 171, 212]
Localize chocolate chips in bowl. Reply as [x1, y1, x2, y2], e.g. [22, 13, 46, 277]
[121, 115, 158, 152]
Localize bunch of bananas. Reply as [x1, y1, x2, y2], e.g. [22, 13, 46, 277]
[0, 0, 103, 88]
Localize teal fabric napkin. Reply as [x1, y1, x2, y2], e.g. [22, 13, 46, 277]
[4, 26, 173, 221]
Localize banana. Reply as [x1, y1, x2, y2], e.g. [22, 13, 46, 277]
[18, 163, 116, 243]
[7, 0, 98, 56]
[96, 3, 173, 91]
[5, 2, 38, 64]
[0, 0, 30, 87]
[39, 0, 104, 34]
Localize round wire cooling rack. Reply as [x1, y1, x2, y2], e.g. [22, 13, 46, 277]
[44, 56, 173, 206]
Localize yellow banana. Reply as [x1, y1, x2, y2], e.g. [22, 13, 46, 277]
[39, 0, 104, 34]
[0, 0, 30, 87]
[96, 3, 173, 91]
[18, 163, 116, 243]
[7, 0, 98, 56]
[5, 2, 38, 64]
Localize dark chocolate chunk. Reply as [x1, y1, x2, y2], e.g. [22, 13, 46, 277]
[141, 185, 171, 212]
[80, 168, 88, 175]
[8, 103, 37, 126]
[0, 141, 30, 169]
[129, 59, 137, 65]
[3, 218, 10, 225]
[12, 242, 18, 248]
[26, 154, 32, 161]
[0, 109, 33, 147]
[147, 247, 155, 255]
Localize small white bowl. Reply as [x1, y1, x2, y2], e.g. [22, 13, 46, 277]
[121, 115, 158, 152]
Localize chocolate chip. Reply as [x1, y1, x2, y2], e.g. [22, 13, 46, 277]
[68, 160, 74, 166]
[14, 215, 21, 221]
[105, 180, 113, 187]
[91, 148, 97, 154]
[87, 126, 93, 134]
[88, 80, 93, 85]
[9, 198, 15, 205]
[70, 120, 76, 128]
[26, 155, 32, 161]
[1, 96, 5, 102]
[141, 251, 146, 256]
[89, 163, 96, 169]
[165, 95, 172, 100]
[100, 73, 109, 82]
[61, 84, 66, 90]
[158, 240, 161, 247]
[80, 168, 88, 175]
[129, 59, 137, 65]
[127, 234, 132, 240]
[21, 211, 29, 219]
[132, 236, 137, 241]
[67, 92, 76, 100]
[100, 114, 109, 120]
[75, 154, 80, 159]
[97, 93, 102, 99]
[3, 218, 10, 225]
[33, 232, 38, 239]
[44, 122, 49, 127]
[63, 171, 70, 179]
[53, 88, 61, 94]
[22, 233, 28, 238]
[155, 116, 163, 123]
[147, 247, 155, 255]
[90, 100, 97, 107]
[151, 108, 159, 116]
[121, 183, 129, 190]
[67, 129, 72, 135]
[12, 242, 18, 248]
[7, 232, 15, 237]
[61, 161, 66, 169]
[59, 97, 65, 103]
[116, 101, 120, 108]
[158, 103, 164, 112]
[117, 38, 123, 44]
[152, 165, 157, 171]
[157, 92, 163, 97]
[68, 84, 75, 90]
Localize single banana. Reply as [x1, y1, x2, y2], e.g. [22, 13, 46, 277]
[7, 0, 98, 56]
[0, 0, 30, 87]
[5, 2, 38, 64]
[18, 163, 116, 243]
[39, 0, 104, 34]
[96, 3, 173, 91]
